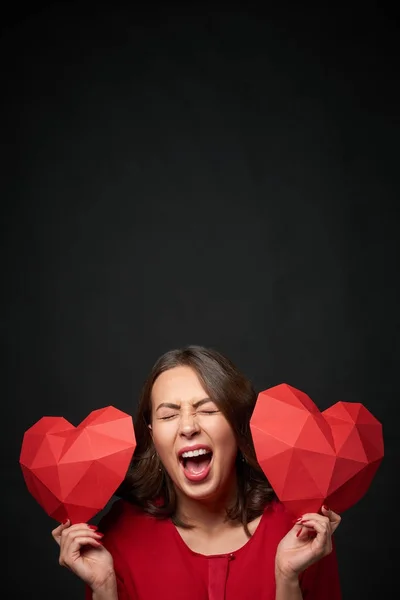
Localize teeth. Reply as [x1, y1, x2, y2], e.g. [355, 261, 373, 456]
[181, 448, 210, 459]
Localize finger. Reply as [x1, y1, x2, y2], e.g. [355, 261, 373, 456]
[321, 505, 341, 532]
[301, 517, 331, 533]
[52, 520, 94, 540]
[60, 526, 102, 553]
[295, 526, 317, 540]
[61, 527, 103, 547]
[52, 520, 71, 544]
[321, 505, 337, 518]
[300, 518, 332, 552]
[299, 512, 330, 521]
[69, 534, 103, 552]
[59, 536, 103, 566]
[292, 517, 319, 534]
[60, 524, 99, 537]
[298, 513, 330, 529]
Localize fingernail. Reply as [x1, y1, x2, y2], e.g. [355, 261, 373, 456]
[88, 525, 98, 530]
[323, 505, 330, 511]
[296, 528, 303, 538]
[300, 519, 309, 524]
[95, 532, 104, 538]
[62, 520, 69, 525]
[292, 517, 302, 523]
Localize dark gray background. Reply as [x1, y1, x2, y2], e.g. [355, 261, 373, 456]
[2, 3, 398, 599]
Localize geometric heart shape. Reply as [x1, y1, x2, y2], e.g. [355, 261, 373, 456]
[250, 384, 384, 518]
[19, 406, 136, 524]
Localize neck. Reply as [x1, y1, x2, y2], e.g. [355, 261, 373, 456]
[175, 478, 238, 533]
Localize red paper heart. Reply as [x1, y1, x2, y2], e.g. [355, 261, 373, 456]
[250, 384, 384, 517]
[20, 406, 136, 524]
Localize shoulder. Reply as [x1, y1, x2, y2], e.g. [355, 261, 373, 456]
[100, 498, 145, 527]
[98, 499, 166, 547]
[239, 501, 293, 566]
[98, 500, 184, 574]
[245, 500, 293, 548]
[261, 499, 294, 536]
[245, 500, 293, 555]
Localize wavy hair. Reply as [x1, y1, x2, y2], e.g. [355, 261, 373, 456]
[116, 345, 276, 535]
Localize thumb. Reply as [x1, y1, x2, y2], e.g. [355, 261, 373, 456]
[52, 519, 71, 545]
[321, 505, 341, 532]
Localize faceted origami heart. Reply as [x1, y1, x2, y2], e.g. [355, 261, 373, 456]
[20, 406, 136, 524]
[250, 384, 384, 517]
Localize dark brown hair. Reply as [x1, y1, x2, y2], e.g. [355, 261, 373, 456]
[117, 345, 276, 534]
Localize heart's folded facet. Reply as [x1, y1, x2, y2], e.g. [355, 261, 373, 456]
[20, 406, 136, 523]
[250, 384, 384, 517]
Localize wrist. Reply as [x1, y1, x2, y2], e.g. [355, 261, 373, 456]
[275, 571, 302, 600]
[91, 572, 118, 599]
[275, 565, 300, 587]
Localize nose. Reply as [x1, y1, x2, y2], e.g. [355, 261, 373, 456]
[178, 412, 200, 438]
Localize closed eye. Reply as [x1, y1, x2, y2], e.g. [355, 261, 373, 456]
[159, 410, 219, 420]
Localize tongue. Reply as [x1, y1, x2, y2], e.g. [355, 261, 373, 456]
[185, 456, 210, 474]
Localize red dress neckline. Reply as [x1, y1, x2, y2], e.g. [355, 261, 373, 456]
[166, 508, 268, 559]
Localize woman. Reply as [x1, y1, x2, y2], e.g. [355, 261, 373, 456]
[53, 345, 342, 599]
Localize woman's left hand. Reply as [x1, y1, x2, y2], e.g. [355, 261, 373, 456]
[275, 506, 341, 582]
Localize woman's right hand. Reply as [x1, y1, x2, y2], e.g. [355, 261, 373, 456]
[52, 520, 116, 592]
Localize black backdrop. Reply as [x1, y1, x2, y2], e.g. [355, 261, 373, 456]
[2, 3, 398, 599]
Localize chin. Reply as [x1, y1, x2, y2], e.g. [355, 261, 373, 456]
[183, 484, 219, 501]
[178, 475, 231, 504]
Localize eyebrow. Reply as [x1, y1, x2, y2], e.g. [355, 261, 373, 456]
[155, 397, 213, 412]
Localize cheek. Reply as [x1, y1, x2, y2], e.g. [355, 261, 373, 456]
[151, 423, 177, 456]
[205, 419, 237, 450]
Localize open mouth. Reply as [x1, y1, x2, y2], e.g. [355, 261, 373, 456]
[178, 448, 213, 481]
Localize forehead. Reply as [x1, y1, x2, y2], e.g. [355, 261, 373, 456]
[151, 366, 207, 405]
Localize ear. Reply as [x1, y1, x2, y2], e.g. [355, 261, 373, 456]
[148, 423, 153, 438]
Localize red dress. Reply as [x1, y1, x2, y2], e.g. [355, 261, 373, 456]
[85, 499, 341, 599]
